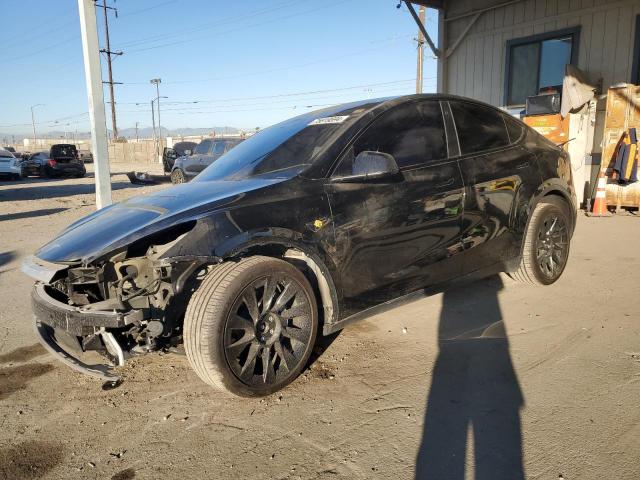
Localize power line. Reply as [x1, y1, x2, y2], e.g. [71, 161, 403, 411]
[120, 35, 414, 86]
[123, 0, 356, 55]
[114, 0, 308, 50]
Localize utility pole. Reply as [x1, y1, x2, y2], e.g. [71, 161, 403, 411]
[78, 0, 112, 208]
[415, 5, 426, 94]
[150, 78, 162, 162]
[99, 0, 122, 140]
[30, 104, 44, 147]
[135, 121, 139, 141]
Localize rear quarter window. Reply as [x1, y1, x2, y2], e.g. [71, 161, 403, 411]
[450, 101, 510, 155]
[503, 114, 525, 144]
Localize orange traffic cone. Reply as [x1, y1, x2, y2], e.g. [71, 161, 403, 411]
[587, 171, 611, 217]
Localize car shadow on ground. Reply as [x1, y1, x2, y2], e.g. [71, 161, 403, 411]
[0, 181, 142, 202]
[0, 251, 16, 270]
[0, 207, 68, 222]
[415, 275, 525, 480]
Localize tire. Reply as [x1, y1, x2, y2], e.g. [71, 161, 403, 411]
[171, 168, 186, 184]
[184, 256, 318, 397]
[510, 196, 572, 285]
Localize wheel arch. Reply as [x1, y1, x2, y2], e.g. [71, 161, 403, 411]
[215, 233, 342, 332]
[531, 181, 577, 235]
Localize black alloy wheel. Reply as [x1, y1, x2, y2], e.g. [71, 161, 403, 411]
[183, 256, 318, 396]
[224, 274, 314, 387]
[535, 213, 569, 281]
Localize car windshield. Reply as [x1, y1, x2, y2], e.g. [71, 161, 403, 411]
[195, 99, 384, 182]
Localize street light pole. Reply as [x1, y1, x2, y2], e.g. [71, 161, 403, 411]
[30, 104, 44, 147]
[151, 95, 167, 163]
[150, 78, 162, 162]
[150, 99, 156, 150]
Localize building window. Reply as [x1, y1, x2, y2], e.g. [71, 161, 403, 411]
[505, 27, 580, 107]
[632, 15, 640, 84]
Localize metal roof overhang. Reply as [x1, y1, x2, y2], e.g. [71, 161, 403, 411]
[401, 1, 441, 57]
[406, 1, 444, 8]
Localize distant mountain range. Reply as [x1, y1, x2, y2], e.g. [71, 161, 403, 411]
[1, 126, 244, 144]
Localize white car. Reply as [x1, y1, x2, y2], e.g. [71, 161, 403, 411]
[0, 149, 23, 180]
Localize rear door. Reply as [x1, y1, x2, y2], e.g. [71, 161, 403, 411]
[326, 100, 465, 299]
[449, 100, 541, 272]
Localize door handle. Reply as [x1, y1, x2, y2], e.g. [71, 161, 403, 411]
[516, 162, 530, 170]
[435, 178, 454, 188]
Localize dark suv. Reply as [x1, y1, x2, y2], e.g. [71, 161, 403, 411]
[22, 144, 85, 178]
[170, 138, 242, 184]
[23, 95, 576, 396]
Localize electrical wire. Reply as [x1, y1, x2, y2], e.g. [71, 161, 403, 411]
[122, 0, 356, 55]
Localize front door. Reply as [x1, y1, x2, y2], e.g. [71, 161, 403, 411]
[186, 139, 212, 175]
[326, 100, 465, 300]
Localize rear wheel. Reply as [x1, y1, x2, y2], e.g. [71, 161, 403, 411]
[171, 168, 186, 184]
[184, 256, 318, 397]
[510, 197, 572, 285]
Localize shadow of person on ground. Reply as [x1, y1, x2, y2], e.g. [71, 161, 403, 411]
[415, 275, 524, 480]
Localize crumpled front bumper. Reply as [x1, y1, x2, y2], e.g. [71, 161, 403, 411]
[31, 283, 142, 382]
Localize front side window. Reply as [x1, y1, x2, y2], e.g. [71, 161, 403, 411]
[334, 101, 447, 176]
[506, 28, 578, 106]
[450, 101, 510, 155]
[194, 140, 212, 155]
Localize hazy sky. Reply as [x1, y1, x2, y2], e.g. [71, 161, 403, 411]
[0, 0, 438, 136]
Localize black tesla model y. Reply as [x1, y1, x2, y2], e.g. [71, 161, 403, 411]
[23, 95, 576, 396]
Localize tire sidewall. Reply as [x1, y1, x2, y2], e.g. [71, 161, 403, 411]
[187, 258, 318, 397]
[171, 169, 185, 184]
[528, 198, 571, 285]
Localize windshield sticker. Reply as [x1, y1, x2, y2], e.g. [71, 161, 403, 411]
[308, 115, 349, 126]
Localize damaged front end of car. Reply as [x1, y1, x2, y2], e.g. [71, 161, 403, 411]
[24, 220, 217, 382]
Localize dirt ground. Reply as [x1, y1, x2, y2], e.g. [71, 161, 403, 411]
[0, 165, 639, 480]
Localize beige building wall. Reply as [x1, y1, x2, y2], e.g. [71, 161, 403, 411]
[440, 0, 640, 107]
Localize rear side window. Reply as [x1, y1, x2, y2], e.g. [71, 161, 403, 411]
[349, 101, 446, 170]
[503, 114, 525, 144]
[212, 141, 226, 155]
[450, 101, 510, 154]
[194, 140, 212, 154]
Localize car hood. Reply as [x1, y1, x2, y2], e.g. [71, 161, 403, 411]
[35, 178, 283, 264]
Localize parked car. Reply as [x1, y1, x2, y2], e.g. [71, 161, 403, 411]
[3, 146, 26, 161]
[170, 138, 242, 184]
[78, 148, 93, 163]
[22, 144, 86, 178]
[162, 141, 197, 173]
[23, 95, 576, 396]
[0, 149, 23, 180]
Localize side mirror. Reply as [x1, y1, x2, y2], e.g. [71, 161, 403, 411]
[183, 149, 192, 156]
[334, 151, 399, 182]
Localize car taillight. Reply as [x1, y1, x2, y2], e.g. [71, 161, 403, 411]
[47, 159, 56, 167]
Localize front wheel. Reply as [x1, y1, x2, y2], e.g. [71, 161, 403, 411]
[170, 168, 186, 184]
[510, 197, 572, 285]
[184, 256, 318, 397]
